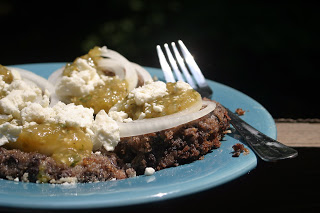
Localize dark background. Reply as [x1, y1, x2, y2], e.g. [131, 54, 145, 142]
[0, 0, 318, 119]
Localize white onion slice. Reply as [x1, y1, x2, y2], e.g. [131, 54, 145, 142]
[130, 62, 153, 84]
[98, 58, 126, 79]
[46, 67, 64, 106]
[118, 100, 216, 138]
[99, 47, 138, 91]
[47, 66, 63, 86]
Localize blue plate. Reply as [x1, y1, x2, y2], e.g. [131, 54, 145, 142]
[0, 63, 276, 210]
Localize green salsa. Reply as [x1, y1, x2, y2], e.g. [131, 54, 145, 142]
[0, 65, 14, 99]
[115, 82, 201, 120]
[71, 76, 128, 113]
[63, 46, 102, 77]
[5, 123, 93, 167]
[0, 64, 13, 84]
[62, 47, 129, 113]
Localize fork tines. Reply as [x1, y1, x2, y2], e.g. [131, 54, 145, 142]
[156, 40, 207, 89]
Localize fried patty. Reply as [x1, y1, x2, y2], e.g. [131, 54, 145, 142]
[0, 148, 133, 183]
[115, 100, 230, 174]
[0, 100, 229, 183]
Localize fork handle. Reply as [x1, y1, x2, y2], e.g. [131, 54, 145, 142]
[225, 107, 298, 162]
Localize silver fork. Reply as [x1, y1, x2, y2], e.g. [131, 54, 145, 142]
[156, 40, 298, 162]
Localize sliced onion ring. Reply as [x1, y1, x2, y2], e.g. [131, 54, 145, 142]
[47, 67, 64, 105]
[99, 47, 138, 91]
[47, 67, 63, 86]
[118, 100, 216, 138]
[8, 67, 56, 95]
[130, 62, 153, 84]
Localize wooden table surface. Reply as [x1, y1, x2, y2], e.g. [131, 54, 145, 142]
[276, 121, 320, 147]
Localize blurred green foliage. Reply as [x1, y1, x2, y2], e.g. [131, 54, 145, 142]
[80, 0, 183, 63]
[74, 0, 318, 71]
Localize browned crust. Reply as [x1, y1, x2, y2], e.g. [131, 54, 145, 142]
[0, 148, 45, 182]
[0, 148, 130, 183]
[115, 100, 230, 174]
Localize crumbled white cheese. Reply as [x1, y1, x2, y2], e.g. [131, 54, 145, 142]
[0, 79, 48, 119]
[7, 79, 37, 91]
[144, 102, 152, 114]
[50, 177, 78, 184]
[144, 167, 155, 176]
[0, 114, 12, 121]
[108, 110, 133, 123]
[0, 90, 36, 118]
[0, 77, 7, 93]
[128, 81, 168, 106]
[138, 112, 146, 120]
[9, 69, 22, 81]
[174, 80, 193, 92]
[0, 122, 23, 146]
[152, 103, 164, 113]
[20, 102, 95, 129]
[55, 58, 104, 102]
[52, 102, 94, 130]
[108, 110, 129, 122]
[20, 103, 55, 125]
[91, 110, 120, 151]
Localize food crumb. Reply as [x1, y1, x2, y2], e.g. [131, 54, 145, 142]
[126, 168, 137, 178]
[22, 173, 29, 182]
[144, 167, 155, 176]
[232, 143, 250, 157]
[224, 130, 232, 134]
[235, 108, 246, 116]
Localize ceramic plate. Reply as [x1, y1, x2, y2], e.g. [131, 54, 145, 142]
[0, 63, 276, 209]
